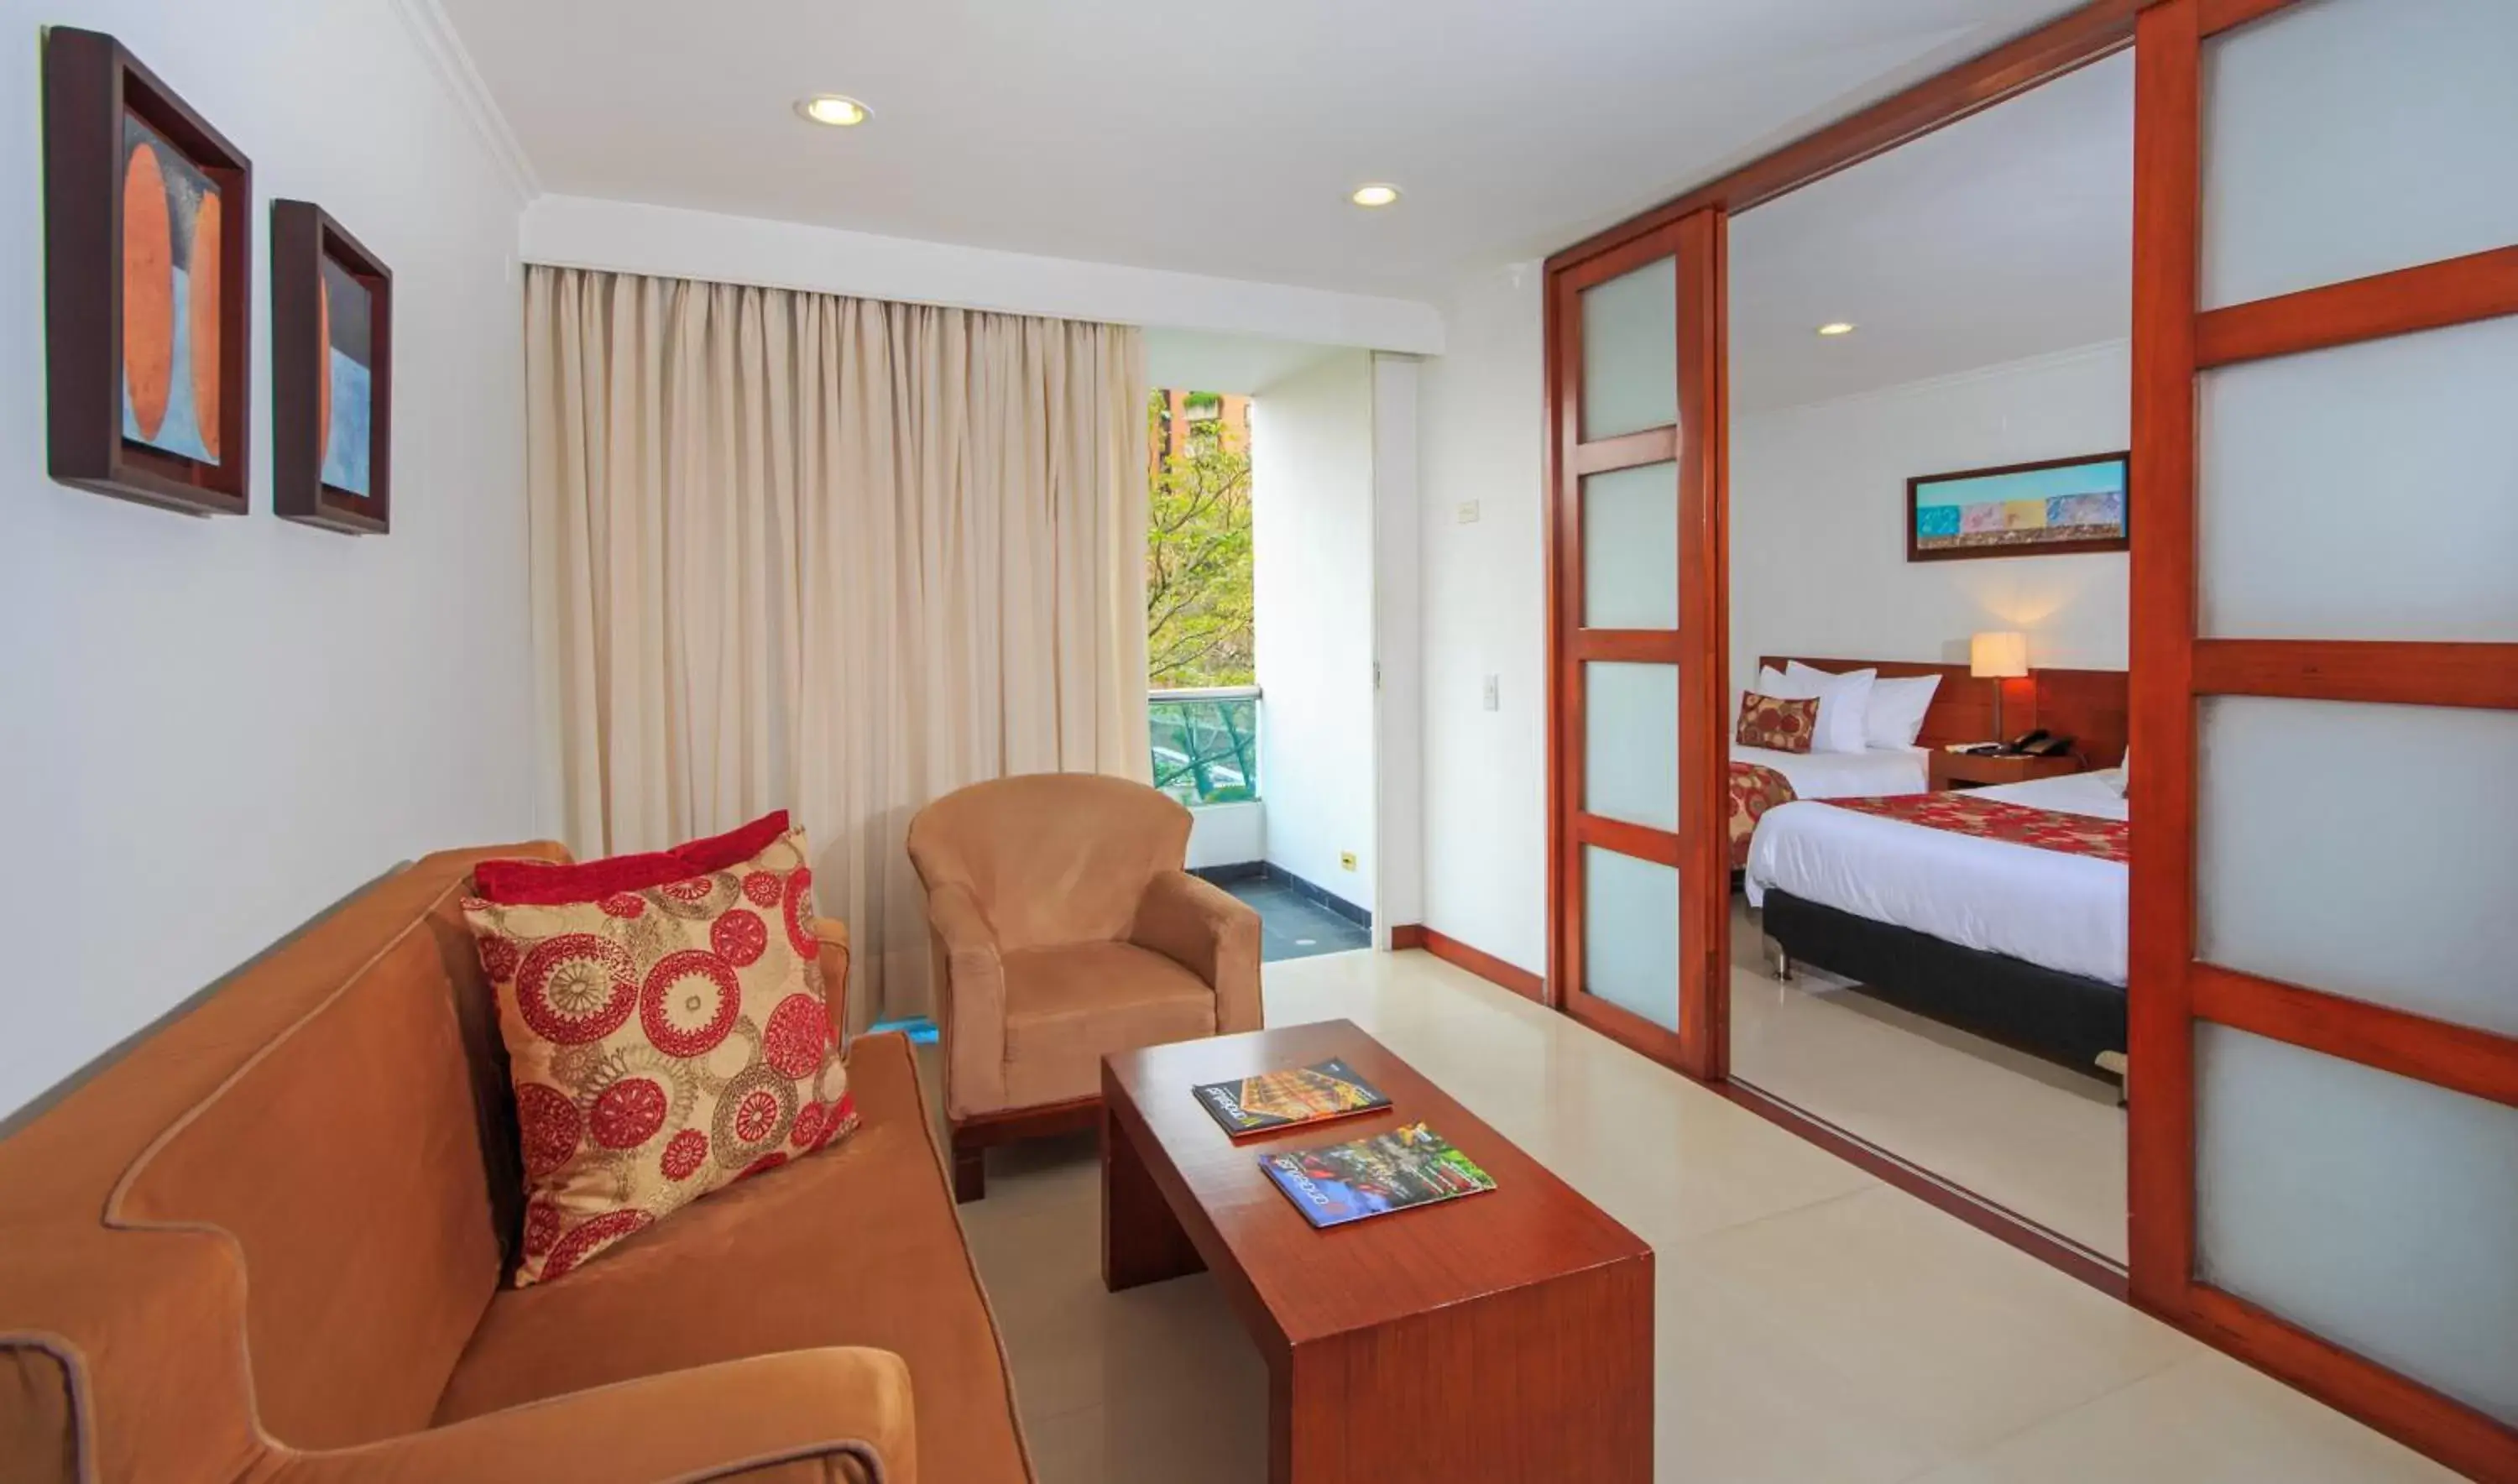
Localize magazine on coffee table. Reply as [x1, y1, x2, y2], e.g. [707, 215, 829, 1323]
[1257, 1122, 1497, 1228]
[1192, 1057, 1391, 1136]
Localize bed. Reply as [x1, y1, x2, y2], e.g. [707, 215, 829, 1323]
[1725, 654, 1995, 870]
[1739, 661, 2133, 1076]
[1727, 744, 1928, 868]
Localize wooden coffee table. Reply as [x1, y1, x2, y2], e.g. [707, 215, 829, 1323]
[1100, 1019, 1652, 1483]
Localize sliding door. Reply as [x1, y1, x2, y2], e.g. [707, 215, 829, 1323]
[1548, 208, 1730, 1077]
[2129, 0, 2518, 1474]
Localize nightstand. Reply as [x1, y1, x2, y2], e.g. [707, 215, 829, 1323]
[1930, 750, 2087, 792]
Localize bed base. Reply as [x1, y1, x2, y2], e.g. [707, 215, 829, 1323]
[1758, 889, 2125, 1083]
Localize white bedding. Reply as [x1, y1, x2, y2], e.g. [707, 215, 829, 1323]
[1744, 770, 2129, 985]
[1732, 743, 1930, 801]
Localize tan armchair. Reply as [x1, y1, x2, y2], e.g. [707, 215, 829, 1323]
[906, 772, 1262, 1200]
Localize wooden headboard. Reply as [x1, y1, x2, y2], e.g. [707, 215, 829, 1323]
[1758, 656, 2129, 767]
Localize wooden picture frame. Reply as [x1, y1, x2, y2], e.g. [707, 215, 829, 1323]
[43, 27, 253, 515]
[271, 201, 392, 535]
[1906, 451, 2130, 562]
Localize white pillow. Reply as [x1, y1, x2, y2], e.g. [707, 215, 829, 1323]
[1841, 670, 1941, 750]
[1767, 663, 1876, 754]
[2105, 745, 2131, 797]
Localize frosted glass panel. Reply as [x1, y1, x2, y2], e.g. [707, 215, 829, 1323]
[1585, 847, 1680, 1031]
[1582, 461, 1679, 629]
[2199, 316, 2518, 641]
[1585, 663, 1678, 831]
[2197, 698, 2518, 1036]
[2201, 0, 2518, 308]
[2196, 1026, 2518, 1425]
[1580, 257, 1676, 440]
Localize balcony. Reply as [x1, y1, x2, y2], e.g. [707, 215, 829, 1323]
[1149, 686, 1260, 807]
[1149, 687, 1367, 959]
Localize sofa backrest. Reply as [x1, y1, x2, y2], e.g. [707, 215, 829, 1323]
[0, 842, 567, 1480]
[905, 772, 1191, 952]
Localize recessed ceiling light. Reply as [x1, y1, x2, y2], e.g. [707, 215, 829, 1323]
[797, 95, 871, 128]
[1350, 183, 1401, 208]
[1815, 321, 1857, 337]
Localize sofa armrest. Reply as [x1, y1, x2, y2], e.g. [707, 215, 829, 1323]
[265, 1348, 915, 1484]
[1130, 871, 1262, 1035]
[811, 917, 853, 1042]
[923, 883, 1007, 1120]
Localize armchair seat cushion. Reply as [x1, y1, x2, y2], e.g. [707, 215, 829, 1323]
[1000, 942, 1218, 1108]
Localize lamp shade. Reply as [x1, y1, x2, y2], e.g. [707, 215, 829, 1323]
[1970, 630, 2030, 679]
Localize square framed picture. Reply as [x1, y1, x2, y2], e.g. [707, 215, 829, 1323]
[271, 201, 392, 535]
[1907, 452, 2129, 562]
[43, 28, 253, 515]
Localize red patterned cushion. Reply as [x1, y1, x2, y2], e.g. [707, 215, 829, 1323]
[462, 822, 855, 1285]
[473, 811, 793, 906]
[1736, 692, 1819, 754]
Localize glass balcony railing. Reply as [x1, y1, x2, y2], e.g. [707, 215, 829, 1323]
[1149, 687, 1260, 806]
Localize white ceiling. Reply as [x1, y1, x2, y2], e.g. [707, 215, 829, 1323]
[1729, 50, 2133, 413]
[441, 0, 2091, 300]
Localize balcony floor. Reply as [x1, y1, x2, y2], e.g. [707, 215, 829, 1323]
[1221, 876, 1369, 962]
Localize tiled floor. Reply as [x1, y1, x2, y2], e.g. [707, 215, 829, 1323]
[1218, 875, 1370, 961]
[932, 948, 2457, 1484]
[1726, 898, 2129, 1261]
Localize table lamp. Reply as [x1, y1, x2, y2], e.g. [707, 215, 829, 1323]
[1971, 630, 2030, 741]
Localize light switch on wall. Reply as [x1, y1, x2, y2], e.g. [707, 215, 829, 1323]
[1482, 675, 1500, 712]
[1456, 500, 1481, 524]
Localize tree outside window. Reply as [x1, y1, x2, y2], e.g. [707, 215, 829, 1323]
[1147, 389, 1258, 804]
[1146, 389, 1253, 688]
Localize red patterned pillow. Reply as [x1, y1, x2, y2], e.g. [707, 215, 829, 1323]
[463, 823, 854, 1285]
[473, 810, 792, 906]
[1736, 692, 1820, 754]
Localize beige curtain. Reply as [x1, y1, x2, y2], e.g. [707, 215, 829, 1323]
[524, 267, 1151, 1027]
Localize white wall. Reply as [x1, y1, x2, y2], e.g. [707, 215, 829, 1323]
[1370, 353, 1423, 943]
[1731, 340, 2130, 699]
[1185, 801, 1264, 870]
[1251, 351, 1377, 914]
[1414, 265, 1549, 975]
[0, 0, 533, 1115]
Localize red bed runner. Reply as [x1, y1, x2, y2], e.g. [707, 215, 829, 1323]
[1826, 792, 2128, 864]
[1727, 761, 1799, 870]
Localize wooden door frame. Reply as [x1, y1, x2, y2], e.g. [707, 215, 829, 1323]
[2129, 1, 2518, 1476]
[1542, 0, 2517, 1476]
[1542, 6, 2139, 1164]
[1545, 219, 1725, 1077]
[1543, 0, 2144, 1084]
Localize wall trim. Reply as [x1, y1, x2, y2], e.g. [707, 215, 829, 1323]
[519, 196, 1447, 353]
[1188, 862, 1267, 885]
[1395, 926, 1545, 1003]
[1261, 864, 1370, 929]
[384, 0, 542, 204]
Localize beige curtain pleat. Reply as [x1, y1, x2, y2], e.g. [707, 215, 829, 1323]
[524, 268, 1151, 1027]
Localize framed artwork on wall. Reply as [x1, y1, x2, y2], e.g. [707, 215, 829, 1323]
[270, 201, 392, 535]
[43, 27, 253, 515]
[1906, 452, 2129, 562]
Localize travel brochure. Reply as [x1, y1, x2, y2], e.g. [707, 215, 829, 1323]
[1256, 1121, 1497, 1229]
[1192, 1057, 1391, 1136]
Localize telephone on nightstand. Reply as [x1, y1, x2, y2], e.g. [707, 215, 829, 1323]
[1961, 729, 2077, 758]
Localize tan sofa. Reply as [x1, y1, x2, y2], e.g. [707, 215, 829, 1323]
[0, 843, 1030, 1483]
[906, 773, 1262, 1201]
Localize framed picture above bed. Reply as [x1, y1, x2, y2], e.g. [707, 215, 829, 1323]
[1906, 452, 2129, 562]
